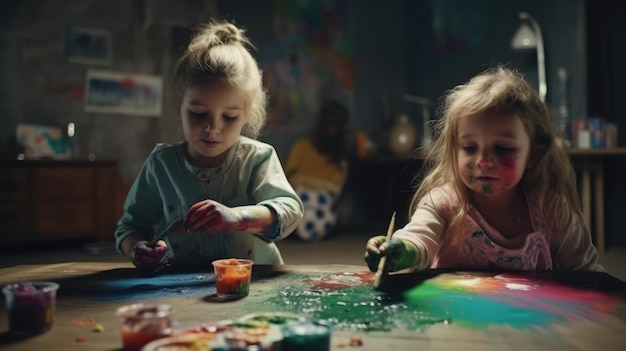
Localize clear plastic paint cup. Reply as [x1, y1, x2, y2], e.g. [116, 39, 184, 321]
[212, 258, 254, 299]
[116, 303, 175, 351]
[3, 281, 59, 335]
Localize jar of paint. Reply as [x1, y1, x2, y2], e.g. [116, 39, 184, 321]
[212, 258, 254, 299]
[116, 303, 175, 351]
[2, 281, 59, 335]
[280, 320, 332, 351]
[220, 323, 283, 350]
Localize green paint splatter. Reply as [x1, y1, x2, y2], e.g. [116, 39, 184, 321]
[249, 273, 562, 333]
[260, 282, 442, 332]
[482, 183, 492, 194]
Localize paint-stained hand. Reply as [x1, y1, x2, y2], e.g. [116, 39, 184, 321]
[364, 236, 414, 273]
[185, 200, 242, 234]
[131, 240, 168, 275]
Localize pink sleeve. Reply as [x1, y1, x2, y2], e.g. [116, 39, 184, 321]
[551, 210, 605, 271]
[393, 187, 452, 270]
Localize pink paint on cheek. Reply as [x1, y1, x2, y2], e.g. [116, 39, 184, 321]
[499, 156, 519, 186]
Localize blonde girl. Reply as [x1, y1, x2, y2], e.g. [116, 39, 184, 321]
[115, 20, 303, 274]
[365, 66, 603, 272]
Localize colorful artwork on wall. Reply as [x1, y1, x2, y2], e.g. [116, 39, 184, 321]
[66, 27, 112, 66]
[259, 0, 354, 130]
[16, 124, 72, 159]
[431, 0, 486, 57]
[84, 70, 163, 117]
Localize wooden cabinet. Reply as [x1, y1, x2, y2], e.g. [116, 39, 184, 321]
[0, 159, 119, 244]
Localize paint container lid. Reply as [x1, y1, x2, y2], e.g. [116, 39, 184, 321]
[237, 312, 306, 327]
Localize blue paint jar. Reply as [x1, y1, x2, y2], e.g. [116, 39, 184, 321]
[588, 117, 605, 148]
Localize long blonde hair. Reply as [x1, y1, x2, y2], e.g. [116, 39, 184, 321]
[411, 66, 582, 245]
[172, 20, 267, 139]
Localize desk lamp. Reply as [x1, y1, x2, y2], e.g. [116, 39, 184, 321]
[511, 11, 546, 102]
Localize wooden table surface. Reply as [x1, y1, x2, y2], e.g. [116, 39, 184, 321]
[1, 262, 625, 350]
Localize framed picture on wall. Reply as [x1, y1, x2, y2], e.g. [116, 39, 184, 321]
[16, 124, 72, 159]
[84, 70, 163, 117]
[66, 27, 112, 65]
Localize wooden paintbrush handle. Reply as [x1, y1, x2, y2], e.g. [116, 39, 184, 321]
[373, 212, 396, 288]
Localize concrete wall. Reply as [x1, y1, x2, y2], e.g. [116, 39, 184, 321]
[0, 0, 589, 179]
[5, 0, 621, 242]
[0, 0, 217, 184]
[407, 0, 587, 122]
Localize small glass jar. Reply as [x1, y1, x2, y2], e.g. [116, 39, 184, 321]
[280, 320, 332, 351]
[116, 303, 175, 351]
[212, 258, 254, 299]
[3, 281, 59, 335]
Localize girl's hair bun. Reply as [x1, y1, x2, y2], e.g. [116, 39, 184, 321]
[191, 21, 246, 50]
[212, 22, 242, 45]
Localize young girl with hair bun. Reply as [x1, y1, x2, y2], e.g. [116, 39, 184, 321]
[115, 20, 303, 274]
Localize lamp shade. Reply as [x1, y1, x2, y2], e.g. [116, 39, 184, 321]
[511, 22, 537, 49]
[509, 11, 546, 102]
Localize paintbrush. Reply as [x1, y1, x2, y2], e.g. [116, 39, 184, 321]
[148, 217, 182, 247]
[373, 211, 396, 290]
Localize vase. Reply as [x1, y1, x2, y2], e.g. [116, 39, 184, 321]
[389, 115, 418, 157]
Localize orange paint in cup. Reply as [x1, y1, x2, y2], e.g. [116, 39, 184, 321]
[212, 258, 254, 299]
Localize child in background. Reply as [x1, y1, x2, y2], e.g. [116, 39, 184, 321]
[284, 100, 349, 241]
[114, 20, 303, 274]
[365, 66, 604, 273]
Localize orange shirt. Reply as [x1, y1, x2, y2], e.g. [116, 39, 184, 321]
[284, 139, 347, 195]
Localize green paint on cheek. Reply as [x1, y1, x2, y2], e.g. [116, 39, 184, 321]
[482, 183, 492, 194]
[466, 164, 474, 183]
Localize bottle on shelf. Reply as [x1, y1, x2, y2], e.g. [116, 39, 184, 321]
[556, 67, 571, 148]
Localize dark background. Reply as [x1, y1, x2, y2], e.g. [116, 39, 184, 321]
[0, 0, 624, 245]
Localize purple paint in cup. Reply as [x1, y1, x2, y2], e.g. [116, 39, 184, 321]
[2, 281, 59, 335]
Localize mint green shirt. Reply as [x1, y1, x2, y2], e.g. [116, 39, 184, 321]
[114, 136, 303, 265]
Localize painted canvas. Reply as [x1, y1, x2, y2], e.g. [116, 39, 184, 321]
[80, 268, 626, 338]
[84, 70, 163, 117]
[16, 123, 72, 159]
[4, 264, 624, 350]
[66, 27, 112, 65]
[259, 0, 354, 131]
